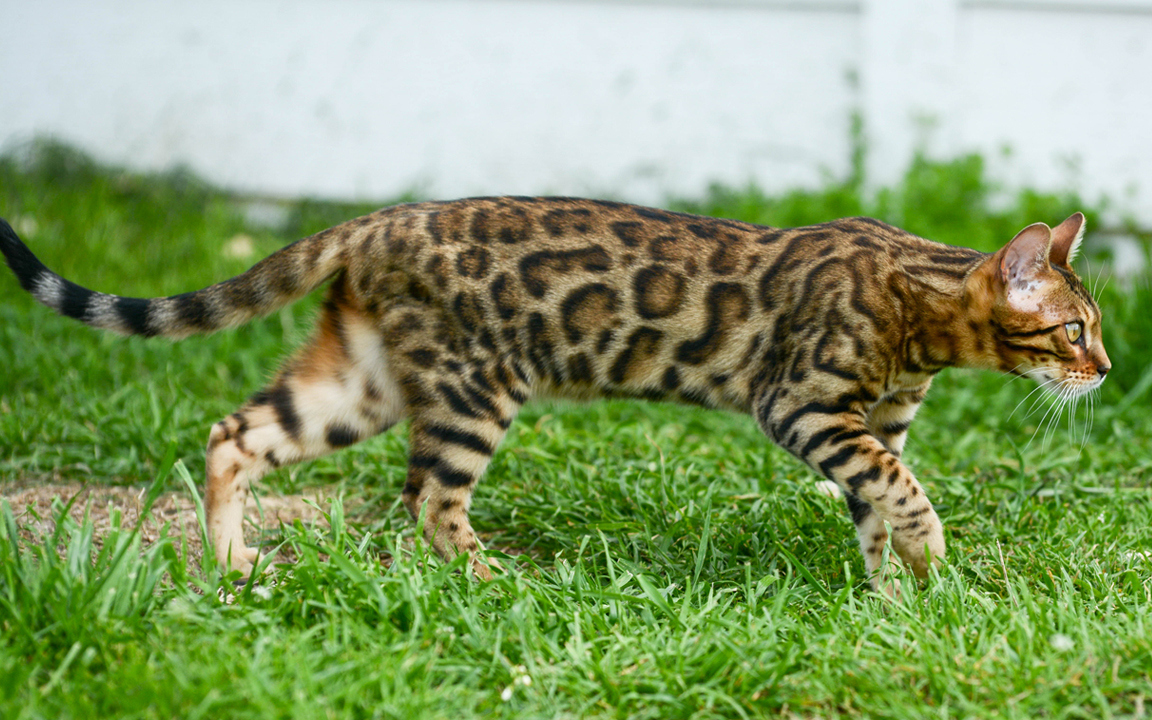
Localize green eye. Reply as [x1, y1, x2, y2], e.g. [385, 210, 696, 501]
[1065, 322, 1083, 343]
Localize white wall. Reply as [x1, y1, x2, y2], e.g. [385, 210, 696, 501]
[957, 3, 1152, 208]
[1, 0, 1150, 223]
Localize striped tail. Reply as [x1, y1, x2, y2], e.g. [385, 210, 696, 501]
[1, 217, 350, 340]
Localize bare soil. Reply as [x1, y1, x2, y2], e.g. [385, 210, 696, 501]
[1, 481, 331, 565]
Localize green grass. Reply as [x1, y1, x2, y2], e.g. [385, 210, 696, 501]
[2, 140, 1152, 718]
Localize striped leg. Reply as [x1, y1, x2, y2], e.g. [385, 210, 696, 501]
[393, 357, 523, 579]
[866, 382, 930, 457]
[843, 491, 904, 597]
[759, 390, 944, 588]
[206, 292, 406, 575]
[839, 383, 931, 592]
[402, 401, 519, 580]
[381, 303, 527, 579]
[817, 420, 942, 579]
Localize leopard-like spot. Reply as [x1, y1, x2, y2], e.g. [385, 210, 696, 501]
[567, 352, 595, 383]
[456, 246, 491, 279]
[648, 235, 687, 263]
[526, 312, 559, 380]
[633, 265, 687, 320]
[676, 282, 751, 365]
[611, 221, 645, 248]
[406, 348, 438, 366]
[596, 328, 615, 355]
[489, 272, 521, 321]
[708, 236, 741, 275]
[686, 223, 717, 240]
[469, 208, 494, 245]
[426, 211, 444, 245]
[452, 291, 485, 330]
[561, 283, 619, 345]
[326, 424, 358, 448]
[519, 246, 612, 298]
[498, 207, 532, 244]
[609, 326, 664, 384]
[424, 254, 448, 290]
[542, 209, 568, 237]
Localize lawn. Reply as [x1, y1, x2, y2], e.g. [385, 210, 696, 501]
[2, 141, 1151, 719]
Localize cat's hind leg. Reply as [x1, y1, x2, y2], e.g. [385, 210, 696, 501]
[206, 284, 406, 575]
[401, 404, 520, 580]
[381, 304, 527, 580]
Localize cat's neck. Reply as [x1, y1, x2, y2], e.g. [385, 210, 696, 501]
[901, 249, 996, 373]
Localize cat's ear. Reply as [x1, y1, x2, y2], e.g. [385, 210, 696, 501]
[1049, 212, 1086, 267]
[997, 223, 1052, 290]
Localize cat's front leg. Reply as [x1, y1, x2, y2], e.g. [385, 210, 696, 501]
[815, 419, 944, 579]
[843, 491, 906, 597]
[758, 395, 944, 584]
[865, 382, 932, 458]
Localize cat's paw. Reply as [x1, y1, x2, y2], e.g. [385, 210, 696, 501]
[470, 553, 503, 581]
[893, 523, 945, 578]
[871, 574, 903, 601]
[813, 480, 843, 499]
[866, 550, 908, 600]
[217, 543, 262, 578]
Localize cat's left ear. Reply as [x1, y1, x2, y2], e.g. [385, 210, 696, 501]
[1049, 212, 1086, 268]
[998, 222, 1052, 290]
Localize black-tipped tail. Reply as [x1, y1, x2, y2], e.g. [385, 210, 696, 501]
[1, 216, 157, 334]
[2, 215, 349, 339]
[1, 217, 51, 294]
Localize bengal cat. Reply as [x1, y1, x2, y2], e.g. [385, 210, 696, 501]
[0, 199, 1110, 592]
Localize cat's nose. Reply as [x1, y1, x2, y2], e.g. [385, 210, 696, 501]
[1097, 364, 1111, 377]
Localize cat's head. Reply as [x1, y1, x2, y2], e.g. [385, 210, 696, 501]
[973, 213, 1110, 397]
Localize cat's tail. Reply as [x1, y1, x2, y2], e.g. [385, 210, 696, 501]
[0, 217, 354, 339]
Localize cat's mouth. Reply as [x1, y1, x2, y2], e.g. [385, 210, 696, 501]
[1064, 377, 1105, 398]
[1063, 371, 1108, 397]
[1025, 367, 1105, 399]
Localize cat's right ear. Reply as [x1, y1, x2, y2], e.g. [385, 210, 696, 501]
[1049, 212, 1086, 268]
[997, 223, 1053, 290]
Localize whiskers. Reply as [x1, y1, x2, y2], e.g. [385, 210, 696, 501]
[1084, 258, 1112, 300]
[1007, 367, 1060, 421]
[1005, 367, 1098, 453]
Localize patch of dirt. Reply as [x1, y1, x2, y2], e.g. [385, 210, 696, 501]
[2, 482, 538, 578]
[1, 482, 333, 565]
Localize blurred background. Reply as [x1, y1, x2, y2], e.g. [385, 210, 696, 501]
[2, 0, 1151, 226]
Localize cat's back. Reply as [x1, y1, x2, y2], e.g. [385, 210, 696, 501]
[367, 196, 928, 293]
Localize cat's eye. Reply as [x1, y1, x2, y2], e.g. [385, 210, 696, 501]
[1065, 322, 1083, 343]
